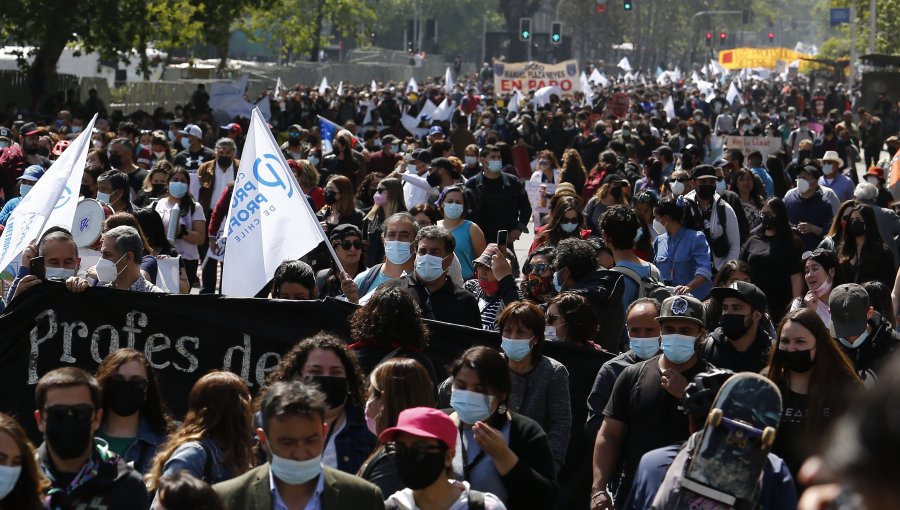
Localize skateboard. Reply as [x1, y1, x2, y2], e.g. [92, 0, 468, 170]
[675, 373, 782, 509]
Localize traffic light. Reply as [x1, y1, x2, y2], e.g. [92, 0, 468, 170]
[519, 17, 532, 41]
[623, 0, 633, 11]
[550, 22, 563, 45]
[705, 32, 712, 47]
[719, 31, 727, 46]
[768, 32, 775, 44]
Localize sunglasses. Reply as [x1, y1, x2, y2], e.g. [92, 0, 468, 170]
[529, 263, 550, 274]
[671, 177, 689, 183]
[336, 240, 364, 250]
[801, 248, 828, 261]
[386, 442, 446, 460]
[44, 404, 94, 423]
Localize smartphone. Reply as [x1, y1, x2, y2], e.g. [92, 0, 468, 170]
[29, 256, 45, 280]
[496, 230, 508, 247]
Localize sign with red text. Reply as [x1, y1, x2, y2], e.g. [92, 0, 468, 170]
[493, 59, 579, 97]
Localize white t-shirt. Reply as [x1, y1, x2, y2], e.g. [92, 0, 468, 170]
[154, 199, 205, 261]
[386, 480, 506, 510]
[188, 163, 236, 209]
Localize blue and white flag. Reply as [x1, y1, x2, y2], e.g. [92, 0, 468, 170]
[0, 113, 97, 273]
[210, 75, 271, 121]
[318, 115, 358, 154]
[222, 108, 333, 297]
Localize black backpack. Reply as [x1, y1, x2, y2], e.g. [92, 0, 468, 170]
[611, 264, 673, 302]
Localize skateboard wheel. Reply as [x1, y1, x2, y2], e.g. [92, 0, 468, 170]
[762, 427, 776, 447]
[707, 408, 723, 427]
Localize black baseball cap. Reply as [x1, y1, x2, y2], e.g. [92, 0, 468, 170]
[710, 281, 767, 312]
[329, 223, 362, 241]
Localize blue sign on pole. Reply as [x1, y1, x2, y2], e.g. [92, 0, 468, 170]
[830, 7, 850, 26]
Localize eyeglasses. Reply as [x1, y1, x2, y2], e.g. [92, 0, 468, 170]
[336, 240, 364, 250]
[529, 263, 550, 274]
[671, 177, 689, 183]
[44, 404, 94, 423]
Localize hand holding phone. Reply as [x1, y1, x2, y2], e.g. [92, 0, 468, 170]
[496, 230, 508, 248]
[29, 256, 45, 280]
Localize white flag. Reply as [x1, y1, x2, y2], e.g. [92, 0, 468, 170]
[371, 80, 378, 92]
[431, 98, 455, 122]
[589, 68, 609, 87]
[336, 81, 343, 96]
[444, 66, 453, 94]
[407, 77, 419, 93]
[726, 81, 743, 106]
[617, 56, 632, 72]
[0, 114, 98, 273]
[580, 72, 593, 107]
[507, 89, 523, 114]
[663, 96, 675, 120]
[222, 108, 331, 297]
[318, 76, 329, 96]
[531, 85, 562, 107]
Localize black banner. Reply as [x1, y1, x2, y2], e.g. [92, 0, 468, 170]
[0, 282, 612, 443]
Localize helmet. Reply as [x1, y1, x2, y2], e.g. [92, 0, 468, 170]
[683, 369, 734, 418]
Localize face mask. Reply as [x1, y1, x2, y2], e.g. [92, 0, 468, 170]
[392, 143, 400, 153]
[622, 129, 632, 137]
[415, 254, 447, 282]
[813, 278, 832, 298]
[610, 186, 624, 200]
[153, 150, 166, 159]
[479, 278, 500, 295]
[384, 240, 412, 265]
[395, 444, 447, 490]
[652, 218, 667, 235]
[465, 156, 478, 167]
[450, 389, 494, 424]
[847, 219, 866, 237]
[526, 274, 553, 298]
[778, 348, 814, 373]
[561, 220, 579, 233]
[401, 143, 409, 152]
[71, 126, 83, 134]
[217, 156, 232, 169]
[180, 138, 190, 150]
[544, 325, 560, 342]
[0, 465, 22, 499]
[324, 190, 337, 205]
[288, 135, 301, 147]
[670, 181, 685, 196]
[168, 181, 188, 198]
[168, 131, 176, 142]
[661, 333, 697, 364]
[822, 163, 834, 176]
[45, 267, 75, 280]
[19, 184, 33, 197]
[270, 452, 322, 485]
[720, 313, 752, 340]
[44, 410, 94, 459]
[629, 336, 660, 359]
[95, 254, 126, 283]
[761, 214, 777, 230]
[487, 160, 502, 173]
[866, 176, 880, 186]
[304, 375, 348, 409]
[838, 330, 869, 349]
[501, 337, 533, 361]
[715, 178, 727, 194]
[308, 155, 319, 167]
[552, 271, 564, 293]
[364, 399, 380, 435]
[426, 171, 442, 187]
[697, 184, 716, 200]
[796, 178, 811, 194]
[108, 153, 123, 169]
[106, 378, 146, 416]
[151, 183, 167, 196]
[369, 192, 386, 207]
[443, 203, 464, 220]
[96, 191, 111, 204]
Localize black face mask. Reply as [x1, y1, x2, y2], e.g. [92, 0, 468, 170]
[426, 171, 442, 187]
[394, 445, 447, 490]
[610, 186, 623, 200]
[288, 135, 301, 147]
[151, 183, 167, 196]
[761, 214, 777, 231]
[217, 156, 232, 169]
[797, 150, 812, 162]
[304, 375, 348, 409]
[847, 219, 866, 237]
[80, 184, 93, 198]
[108, 153, 123, 168]
[778, 348, 814, 373]
[106, 378, 147, 417]
[324, 190, 337, 205]
[720, 313, 752, 340]
[45, 409, 94, 459]
[697, 184, 716, 200]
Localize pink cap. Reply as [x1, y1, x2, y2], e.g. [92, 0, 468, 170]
[378, 407, 456, 449]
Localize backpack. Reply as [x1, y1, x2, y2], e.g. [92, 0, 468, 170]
[611, 263, 673, 302]
[384, 489, 485, 510]
[685, 197, 731, 258]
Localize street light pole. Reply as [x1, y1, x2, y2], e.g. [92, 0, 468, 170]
[868, 0, 876, 54]
[849, 0, 856, 88]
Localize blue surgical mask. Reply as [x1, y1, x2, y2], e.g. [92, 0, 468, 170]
[552, 271, 564, 293]
[415, 253, 447, 281]
[168, 181, 188, 198]
[269, 451, 322, 485]
[308, 155, 319, 167]
[180, 137, 190, 150]
[487, 160, 503, 172]
[443, 203, 464, 220]
[560, 221, 578, 233]
[501, 336, 533, 361]
[661, 333, 697, 364]
[384, 240, 412, 265]
[0, 465, 21, 499]
[822, 163, 833, 175]
[392, 143, 400, 153]
[715, 178, 727, 194]
[96, 191, 111, 204]
[450, 389, 494, 424]
[19, 184, 33, 196]
[629, 336, 660, 360]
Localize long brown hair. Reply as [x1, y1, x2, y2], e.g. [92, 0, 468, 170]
[167, 167, 197, 216]
[766, 308, 861, 435]
[0, 413, 47, 510]
[146, 371, 253, 491]
[95, 348, 175, 436]
[325, 174, 356, 217]
[825, 199, 858, 238]
[370, 358, 435, 434]
[536, 196, 584, 247]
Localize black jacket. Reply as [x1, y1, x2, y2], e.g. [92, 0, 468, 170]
[382, 275, 482, 329]
[39, 439, 148, 510]
[464, 172, 532, 241]
[839, 311, 900, 383]
[567, 269, 626, 352]
[699, 327, 773, 374]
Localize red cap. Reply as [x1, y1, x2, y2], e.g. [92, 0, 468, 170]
[866, 166, 884, 179]
[379, 407, 456, 449]
[221, 123, 243, 135]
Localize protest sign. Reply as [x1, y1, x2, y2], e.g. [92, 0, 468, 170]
[0, 283, 611, 443]
[525, 181, 557, 226]
[723, 135, 782, 158]
[493, 60, 579, 97]
[717, 47, 811, 70]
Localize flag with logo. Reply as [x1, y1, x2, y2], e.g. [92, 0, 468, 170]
[222, 108, 330, 297]
[0, 114, 97, 274]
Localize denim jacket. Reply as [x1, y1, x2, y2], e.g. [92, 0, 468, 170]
[653, 226, 713, 300]
[118, 416, 169, 475]
[161, 437, 231, 484]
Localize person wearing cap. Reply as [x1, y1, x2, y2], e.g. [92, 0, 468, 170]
[173, 124, 215, 173]
[853, 182, 900, 265]
[830, 283, 900, 384]
[315, 224, 367, 299]
[463, 243, 520, 331]
[625, 369, 797, 510]
[381, 407, 505, 510]
[817, 150, 854, 203]
[214, 380, 384, 510]
[862, 165, 893, 207]
[684, 165, 740, 271]
[220, 122, 244, 151]
[0, 164, 44, 226]
[591, 295, 714, 510]
[0, 121, 48, 201]
[281, 124, 307, 161]
[701, 281, 773, 373]
[426, 125, 445, 146]
[427, 157, 464, 197]
[367, 135, 401, 175]
[784, 165, 835, 251]
[464, 145, 531, 246]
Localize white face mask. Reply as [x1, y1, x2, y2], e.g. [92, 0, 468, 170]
[796, 178, 811, 194]
[0, 465, 21, 499]
[652, 218, 667, 235]
[670, 181, 685, 196]
[269, 452, 323, 485]
[95, 254, 126, 283]
[45, 267, 75, 279]
[866, 176, 880, 186]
